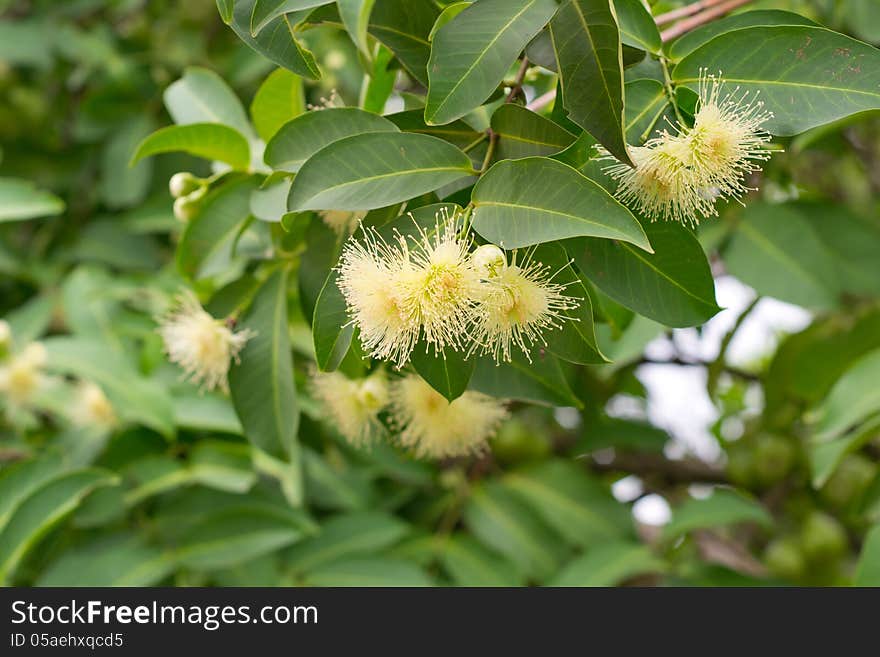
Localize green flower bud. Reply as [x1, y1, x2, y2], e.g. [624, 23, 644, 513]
[169, 172, 201, 198]
[764, 537, 806, 581]
[800, 511, 848, 562]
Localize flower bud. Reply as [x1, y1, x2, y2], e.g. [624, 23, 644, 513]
[173, 193, 201, 222]
[471, 244, 506, 279]
[168, 172, 201, 198]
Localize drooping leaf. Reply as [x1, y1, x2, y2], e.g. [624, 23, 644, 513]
[410, 342, 476, 402]
[366, 0, 439, 86]
[567, 219, 721, 328]
[673, 26, 880, 136]
[550, 0, 631, 164]
[0, 178, 65, 223]
[313, 270, 354, 372]
[288, 132, 472, 211]
[265, 107, 399, 172]
[425, 0, 558, 125]
[472, 157, 650, 250]
[613, 0, 661, 54]
[491, 103, 576, 160]
[250, 68, 306, 141]
[337, 0, 377, 60]
[131, 124, 251, 171]
[385, 109, 483, 149]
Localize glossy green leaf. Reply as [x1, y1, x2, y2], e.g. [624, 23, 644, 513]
[425, 0, 558, 125]
[854, 524, 880, 586]
[0, 469, 118, 583]
[567, 219, 721, 328]
[464, 481, 567, 581]
[724, 203, 840, 310]
[177, 177, 259, 280]
[385, 109, 482, 149]
[251, 0, 332, 36]
[551, 0, 631, 165]
[504, 460, 631, 547]
[265, 107, 399, 172]
[337, 0, 376, 59]
[286, 511, 409, 573]
[663, 489, 772, 539]
[230, 0, 320, 80]
[216, 0, 234, 23]
[37, 533, 175, 587]
[313, 270, 354, 372]
[667, 10, 817, 62]
[366, 0, 439, 86]
[131, 123, 251, 170]
[469, 351, 582, 408]
[410, 342, 476, 402]
[551, 541, 665, 586]
[811, 348, 880, 441]
[624, 78, 670, 143]
[230, 269, 300, 471]
[613, 0, 661, 54]
[43, 337, 175, 438]
[673, 26, 880, 136]
[472, 157, 650, 250]
[288, 132, 472, 211]
[163, 67, 253, 137]
[250, 68, 306, 141]
[491, 103, 576, 160]
[0, 178, 64, 223]
[176, 507, 310, 570]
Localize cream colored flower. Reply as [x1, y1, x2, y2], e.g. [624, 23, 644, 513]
[0, 342, 48, 407]
[390, 373, 508, 459]
[71, 381, 116, 429]
[470, 249, 578, 363]
[310, 369, 389, 447]
[157, 292, 253, 392]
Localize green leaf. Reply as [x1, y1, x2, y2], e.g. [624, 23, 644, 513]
[0, 178, 64, 223]
[550, 0, 631, 165]
[37, 533, 175, 587]
[624, 78, 670, 143]
[230, 270, 301, 473]
[567, 219, 721, 328]
[286, 511, 409, 573]
[250, 175, 291, 222]
[265, 107, 399, 172]
[551, 541, 665, 586]
[613, 0, 661, 54]
[504, 460, 631, 547]
[469, 351, 581, 408]
[163, 67, 253, 137]
[673, 26, 880, 136]
[100, 115, 154, 209]
[667, 10, 817, 62]
[724, 202, 840, 310]
[491, 104, 576, 160]
[176, 507, 311, 570]
[386, 109, 483, 149]
[302, 557, 432, 586]
[251, 1, 333, 36]
[854, 525, 880, 586]
[250, 68, 306, 142]
[288, 132, 472, 211]
[663, 489, 772, 539]
[43, 337, 175, 438]
[464, 482, 567, 581]
[808, 420, 879, 489]
[173, 393, 243, 435]
[366, 0, 439, 86]
[216, 0, 234, 23]
[0, 455, 65, 534]
[410, 342, 476, 402]
[472, 157, 650, 250]
[177, 177, 259, 280]
[425, 0, 558, 125]
[337, 0, 376, 60]
[313, 270, 354, 372]
[441, 535, 523, 586]
[230, 0, 321, 80]
[810, 348, 880, 441]
[189, 442, 258, 493]
[0, 469, 118, 584]
[131, 124, 251, 171]
[360, 43, 396, 113]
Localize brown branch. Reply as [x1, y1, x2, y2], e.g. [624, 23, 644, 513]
[526, 88, 557, 112]
[589, 451, 728, 484]
[636, 356, 761, 383]
[506, 57, 530, 104]
[660, 0, 754, 42]
[694, 530, 768, 577]
[654, 0, 731, 27]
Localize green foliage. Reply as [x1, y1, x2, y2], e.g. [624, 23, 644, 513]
[1, 0, 879, 588]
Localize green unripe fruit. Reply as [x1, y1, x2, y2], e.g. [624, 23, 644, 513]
[821, 454, 877, 509]
[764, 537, 806, 581]
[169, 172, 201, 198]
[726, 446, 754, 487]
[753, 435, 795, 486]
[800, 511, 848, 562]
[491, 418, 550, 464]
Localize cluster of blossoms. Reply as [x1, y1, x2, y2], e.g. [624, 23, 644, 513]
[157, 292, 254, 393]
[311, 369, 508, 459]
[602, 71, 774, 226]
[336, 211, 578, 368]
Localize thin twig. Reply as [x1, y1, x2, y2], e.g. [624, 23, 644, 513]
[661, 0, 754, 42]
[506, 57, 530, 104]
[655, 0, 731, 26]
[526, 88, 557, 112]
[588, 451, 728, 484]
